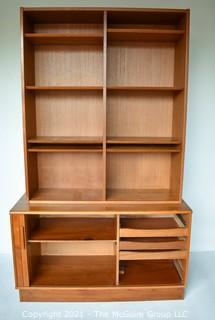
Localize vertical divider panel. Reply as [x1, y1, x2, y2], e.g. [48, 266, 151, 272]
[116, 214, 120, 285]
[102, 11, 107, 200]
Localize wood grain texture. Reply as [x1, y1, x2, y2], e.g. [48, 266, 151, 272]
[30, 255, 116, 286]
[107, 42, 175, 86]
[10, 194, 192, 215]
[29, 217, 116, 240]
[34, 45, 103, 86]
[19, 286, 185, 302]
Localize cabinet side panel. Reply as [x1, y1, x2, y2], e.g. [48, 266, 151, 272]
[10, 214, 29, 287]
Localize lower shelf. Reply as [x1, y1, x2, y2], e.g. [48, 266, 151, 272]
[31, 256, 116, 286]
[119, 260, 182, 286]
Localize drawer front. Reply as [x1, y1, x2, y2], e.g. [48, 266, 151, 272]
[120, 238, 187, 251]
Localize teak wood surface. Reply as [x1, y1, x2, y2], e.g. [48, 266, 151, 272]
[10, 7, 192, 302]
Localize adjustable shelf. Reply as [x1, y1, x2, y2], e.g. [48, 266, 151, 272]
[10, 7, 192, 302]
[25, 33, 103, 45]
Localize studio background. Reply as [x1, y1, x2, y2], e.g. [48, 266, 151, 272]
[0, 0, 215, 255]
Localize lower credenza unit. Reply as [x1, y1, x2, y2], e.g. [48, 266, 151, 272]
[10, 195, 192, 302]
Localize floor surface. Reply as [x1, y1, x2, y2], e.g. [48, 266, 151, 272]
[0, 252, 214, 320]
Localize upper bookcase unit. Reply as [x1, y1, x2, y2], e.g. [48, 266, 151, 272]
[21, 8, 189, 204]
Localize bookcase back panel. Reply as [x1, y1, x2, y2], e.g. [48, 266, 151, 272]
[34, 45, 103, 86]
[34, 23, 103, 34]
[37, 153, 102, 189]
[35, 91, 103, 137]
[107, 91, 173, 137]
[107, 153, 171, 189]
[107, 43, 175, 86]
[107, 11, 186, 28]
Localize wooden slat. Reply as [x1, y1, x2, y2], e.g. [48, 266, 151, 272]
[120, 250, 187, 260]
[25, 33, 103, 45]
[120, 239, 186, 250]
[41, 241, 115, 255]
[120, 227, 188, 237]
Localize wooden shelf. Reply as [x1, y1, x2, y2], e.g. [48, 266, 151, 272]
[30, 188, 103, 202]
[119, 260, 182, 286]
[107, 189, 178, 202]
[107, 137, 181, 145]
[26, 85, 103, 91]
[28, 136, 103, 145]
[28, 144, 102, 153]
[108, 28, 184, 42]
[31, 256, 116, 286]
[25, 33, 103, 45]
[107, 145, 181, 153]
[107, 86, 183, 91]
[29, 217, 116, 241]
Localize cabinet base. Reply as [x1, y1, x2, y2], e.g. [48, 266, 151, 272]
[19, 286, 184, 302]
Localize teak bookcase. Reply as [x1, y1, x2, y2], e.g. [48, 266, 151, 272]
[10, 7, 192, 302]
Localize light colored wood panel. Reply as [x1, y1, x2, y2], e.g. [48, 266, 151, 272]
[37, 153, 102, 189]
[41, 241, 115, 255]
[120, 239, 186, 250]
[31, 188, 102, 202]
[35, 91, 103, 137]
[120, 227, 188, 238]
[107, 43, 175, 86]
[10, 195, 193, 214]
[34, 45, 103, 86]
[107, 153, 171, 189]
[28, 136, 102, 144]
[34, 23, 103, 33]
[19, 286, 184, 302]
[120, 250, 187, 260]
[107, 91, 173, 137]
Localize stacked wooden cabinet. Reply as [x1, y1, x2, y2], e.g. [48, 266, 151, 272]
[10, 7, 192, 302]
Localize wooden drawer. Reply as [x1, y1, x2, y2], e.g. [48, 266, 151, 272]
[120, 237, 187, 251]
[120, 215, 188, 238]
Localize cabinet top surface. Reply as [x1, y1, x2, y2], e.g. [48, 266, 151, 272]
[21, 7, 190, 12]
[10, 195, 192, 215]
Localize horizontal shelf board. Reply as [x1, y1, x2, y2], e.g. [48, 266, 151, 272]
[107, 188, 178, 202]
[28, 136, 103, 144]
[31, 255, 116, 286]
[107, 86, 183, 91]
[107, 137, 181, 145]
[29, 217, 116, 241]
[119, 260, 182, 286]
[25, 33, 103, 45]
[25, 85, 103, 91]
[31, 188, 103, 202]
[11, 195, 192, 214]
[107, 145, 181, 153]
[28, 144, 102, 153]
[121, 216, 185, 230]
[119, 250, 187, 260]
[108, 28, 184, 41]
